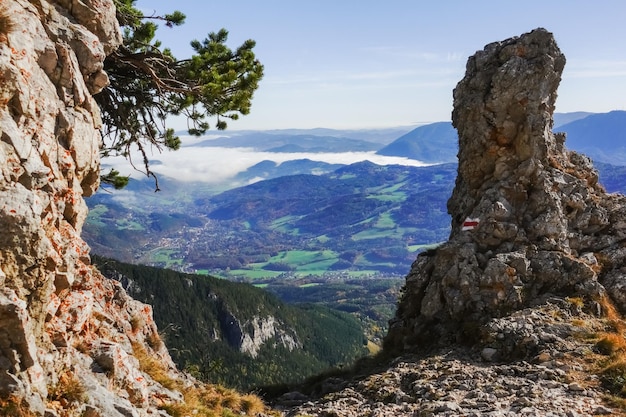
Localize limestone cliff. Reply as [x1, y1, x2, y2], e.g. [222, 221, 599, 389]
[386, 28, 626, 353]
[0, 1, 194, 415]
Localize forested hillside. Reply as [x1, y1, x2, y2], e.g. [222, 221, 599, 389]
[93, 256, 369, 390]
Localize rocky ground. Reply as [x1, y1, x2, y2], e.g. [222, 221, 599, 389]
[274, 298, 623, 416]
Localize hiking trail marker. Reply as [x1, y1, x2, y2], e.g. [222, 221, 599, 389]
[462, 217, 480, 231]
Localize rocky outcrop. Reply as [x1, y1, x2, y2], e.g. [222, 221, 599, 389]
[220, 310, 301, 358]
[386, 28, 626, 352]
[0, 1, 190, 415]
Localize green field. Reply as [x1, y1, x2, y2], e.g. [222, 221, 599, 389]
[270, 215, 303, 234]
[352, 226, 416, 241]
[147, 248, 184, 269]
[228, 269, 282, 279]
[374, 213, 395, 229]
[337, 173, 357, 180]
[270, 249, 337, 265]
[116, 218, 145, 231]
[367, 192, 407, 202]
[367, 181, 408, 202]
[85, 204, 108, 227]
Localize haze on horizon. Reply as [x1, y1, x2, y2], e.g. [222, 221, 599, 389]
[136, 0, 626, 131]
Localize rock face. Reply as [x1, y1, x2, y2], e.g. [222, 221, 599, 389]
[385, 28, 626, 353]
[219, 311, 301, 358]
[0, 1, 185, 415]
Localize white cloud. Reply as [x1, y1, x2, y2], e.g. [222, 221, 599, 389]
[108, 188, 140, 206]
[102, 146, 432, 185]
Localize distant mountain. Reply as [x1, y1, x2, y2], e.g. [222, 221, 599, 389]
[375, 122, 458, 163]
[553, 111, 594, 128]
[234, 159, 343, 184]
[595, 162, 626, 193]
[204, 161, 456, 246]
[558, 110, 626, 165]
[86, 110, 626, 273]
[178, 126, 414, 145]
[374, 112, 618, 165]
[195, 132, 380, 153]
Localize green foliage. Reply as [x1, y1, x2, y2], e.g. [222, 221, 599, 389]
[93, 256, 368, 390]
[266, 277, 403, 342]
[100, 169, 130, 189]
[98, 1, 263, 189]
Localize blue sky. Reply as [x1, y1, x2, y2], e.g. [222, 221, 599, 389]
[135, 1, 626, 130]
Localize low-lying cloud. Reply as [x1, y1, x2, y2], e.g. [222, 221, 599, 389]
[102, 145, 432, 185]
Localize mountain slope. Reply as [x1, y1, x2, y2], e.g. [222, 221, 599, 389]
[85, 158, 626, 278]
[376, 121, 458, 163]
[234, 159, 344, 184]
[93, 256, 368, 390]
[558, 110, 626, 165]
[553, 111, 593, 128]
[372, 113, 602, 164]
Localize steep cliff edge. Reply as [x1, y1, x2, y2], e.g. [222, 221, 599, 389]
[0, 1, 226, 416]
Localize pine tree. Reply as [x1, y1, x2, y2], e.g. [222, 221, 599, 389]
[97, 0, 264, 190]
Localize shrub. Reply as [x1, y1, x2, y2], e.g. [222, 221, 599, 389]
[48, 372, 87, 404]
[596, 333, 626, 356]
[601, 360, 626, 396]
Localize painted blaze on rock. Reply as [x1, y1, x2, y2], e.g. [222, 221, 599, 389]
[385, 28, 626, 352]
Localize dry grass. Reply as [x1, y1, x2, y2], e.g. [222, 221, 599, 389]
[48, 372, 87, 404]
[598, 295, 626, 333]
[161, 385, 267, 417]
[0, 397, 36, 417]
[596, 333, 626, 356]
[0, 4, 13, 43]
[565, 296, 585, 309]
[132, 341, 178, 390]
[131, 342, 269, 416]
[587, 295, 626, 413]
[146, 329, 164, 350]
[130, 313, 145, 332]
